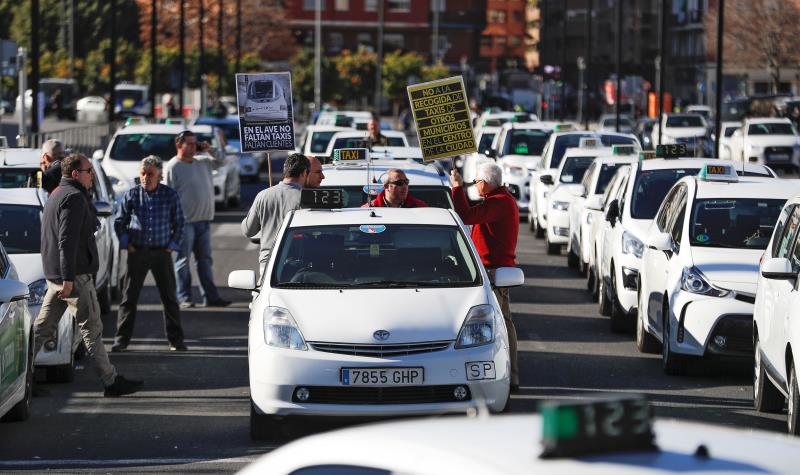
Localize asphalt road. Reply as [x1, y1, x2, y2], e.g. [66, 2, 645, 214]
[0, 179, 786, 473]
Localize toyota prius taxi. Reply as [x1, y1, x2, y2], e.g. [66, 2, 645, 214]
[228, 190, 523, 440]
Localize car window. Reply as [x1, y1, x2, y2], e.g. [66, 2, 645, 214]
[478, 132, 496, 155]
[501, 129, 551, 157]
[0, 204, 41, 254]
[311, 131, 339, 154]
[0, 168, 40, 188]
[559, 156, 595, 184]
[194, 119, 240, 141]
[666, 115, 705, 127]
[271, 224, 479, 288]
[0, 246, 8, 278]
[790, 227, 800, 273]
[110, 133, 178, 161]
[748, 123, 796, 135]
[630, 168, 699, 219]
[655, 186, 680, 231]
[595, 163, 625, 194]
[290, 465, 390, 475]
[550, 134, 593, 168]
[669, 198, 686, 246]
[581, 162, 596, 192]
[690, 198, 785, 250]
[599, 134, 638, 147]
[724, 127, 739, 137]
[774, 205, 800, 258]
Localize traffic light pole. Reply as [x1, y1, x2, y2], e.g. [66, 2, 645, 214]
[615, 0, 622, 132]
[714, 0, 725, 158]
[658, 0, 668, 145]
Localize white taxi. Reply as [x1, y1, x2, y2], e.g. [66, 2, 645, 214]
[727, 117, 800, 172]
[567, 153, 638, 271]
[228, 199, 523, 440]
[323, 130, 409, 159]
[637, 164, 798, 375]
[529, 129, 639, 238]
[297, 125, 349, 160]
[753, 193, 800, 434]
[598, 154, 776, 333]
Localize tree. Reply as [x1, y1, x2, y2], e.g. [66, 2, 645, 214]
[706, 0, 800, 93]
[289, 47, 339, 105]
[381, 50, 423, 108]
[421, 61, 451, 83]
[334, 48, 377, 107]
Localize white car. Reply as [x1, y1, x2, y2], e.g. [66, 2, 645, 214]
[228, 204, 523, 440]
[529, 129, 640, 237]
[243, 78, 289, 123]
[298, 125, 349, 159]
[597, 114, 634, 134]
[191, 124, 241, 209]
[323, 131, 409, 159]
[637, 165, 798, 375]
[717, 121, 742, 160]
[316, 110, 373, 130]
[239, 397, 800, 475]
[651, 113, 708, 157]
[753, 192, 800, 434]
[598, 157, 776, 333]
[0, 241, 34, 422]
[317, 158, 452, 209]
[727, 117, 800, 172]
[114, 83, 150, 117]
[76, 95, 107, 123]
[686, 104, 713, 122]
[567, 154, 638, 271]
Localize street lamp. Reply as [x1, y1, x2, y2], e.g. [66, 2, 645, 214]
[577, 56, 586, 125]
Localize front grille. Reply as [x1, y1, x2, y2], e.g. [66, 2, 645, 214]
[309, 341, 451, 358]
[292, 385, 471, 404]
[765, 146, 793, 162]
[708, 314, 752, 356]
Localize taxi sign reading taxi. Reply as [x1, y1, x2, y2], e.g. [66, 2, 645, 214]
[407, 76, 477, 161]
[333, 148, 369, 162]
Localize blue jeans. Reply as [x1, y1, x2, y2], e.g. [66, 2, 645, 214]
[175, 221, 221, 305]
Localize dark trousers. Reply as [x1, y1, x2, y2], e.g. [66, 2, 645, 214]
[116, 247, 184, 345]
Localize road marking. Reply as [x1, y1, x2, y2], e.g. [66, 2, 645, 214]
[0, 455, 271, 468]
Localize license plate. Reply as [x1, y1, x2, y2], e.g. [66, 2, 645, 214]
[770, 154, 790, 161]
[340, 367, 424, 386]
[466, 361, 496, 381]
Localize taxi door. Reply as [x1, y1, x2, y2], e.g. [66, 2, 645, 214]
[570, 162, 595, 252]
[600, 172, 630, 287]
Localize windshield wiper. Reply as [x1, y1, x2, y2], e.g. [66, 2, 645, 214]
[275, 282, 349, 289]
[349, 280, 442, 288]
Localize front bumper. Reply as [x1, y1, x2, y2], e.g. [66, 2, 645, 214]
[546, 208, 570, 244]
[667, 290, 754, 359]
[610, 255, 640, 313]
[249, 340, 510, 417]
[747, 148, 800, 169]
[34, 306, 75, 367]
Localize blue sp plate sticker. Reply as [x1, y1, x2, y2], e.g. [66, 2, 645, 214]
[342, 368, 350, 385]
[360, 225, 386, 234]
[363, 184, 383, 196]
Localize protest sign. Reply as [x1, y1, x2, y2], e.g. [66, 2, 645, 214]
[235, 72, 295, 153]
[407, 76, 476, 161]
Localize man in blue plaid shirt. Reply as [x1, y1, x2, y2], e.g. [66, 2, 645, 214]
[112, 155, 188, 352]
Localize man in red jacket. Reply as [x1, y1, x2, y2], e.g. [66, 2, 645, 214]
[363, 169, 428, 208]
[451, 161, 520, 392]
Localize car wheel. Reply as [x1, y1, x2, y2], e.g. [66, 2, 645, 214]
[528, 214, 536, 232]
[789, 363, 800, 435]
[567, 248, 579, 269]
[661, 302, 687, 375]
[598, 271, 611, 317]
[587, 264, 596, 292]
[546, 235, 560, 255]
[46, 324, 76, 383]
[2, 338, 33, 422]
[250, 399, 281, 441]
[534, 216, 545, 238]
[636, 292, 660, 353]
[609, 269, 631, 333]
[754, 337, 784, 413]
[228, 193, 240, 208]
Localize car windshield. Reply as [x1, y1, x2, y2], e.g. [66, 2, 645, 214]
[550, 134, 636, 169]
[331, 136, 404, 152]
[690, 198, 784, 249]
[666, 115, 705, 127]
[594, 163, 625, 194]
[724, 127, 739, 137]
[318, 186, 453, 209]
[559, 156, 595, 183]
[0, 168, 39, 188]
[602, 117, 633, 127]
[310, 131, 338, 154]
[250, 81, 275, 99]
[0, 204, 41, 253]
[195, 119, 240, 142]
[748, 123, 796, 135]
[116, 89, 144, 104]
[110, 133, 177, 161]
[272, 224, 480, 288]
[477, 133, 496, 154]
[630, 168, 700, 219]
[501, 129, 551, 156]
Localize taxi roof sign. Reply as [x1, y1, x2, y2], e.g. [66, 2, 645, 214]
[578, 137, 601, 148]
[554, 123, 575, 132]
[699, 163, 739, 183]
[639, 151, 656, 161]
[612, 145, 637, 155]
[655, 144, 687, 159]
[332, 148, 369, 162]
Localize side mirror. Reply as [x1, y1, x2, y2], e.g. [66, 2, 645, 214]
[0, 279, 29, 303]
[94, 201, 113, 217]
[92, 149, 104, 160]
[492, 267, 525, 288]
[761, 257, 796, 280]
[605, 200, 620, 224]
[646, 231, 673, 252]
[484, 148, 496, 159]
[539, 174, 554, 186]
[586, 195, 603, 211]
[228, 270, 257, 291]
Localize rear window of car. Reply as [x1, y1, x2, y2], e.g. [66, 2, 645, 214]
[748, 123, 796, 135]
[0, 204, 41, 254]
[110, 133, 177, 161]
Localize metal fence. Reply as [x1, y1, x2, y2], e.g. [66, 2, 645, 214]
[25, 123, 117, 156]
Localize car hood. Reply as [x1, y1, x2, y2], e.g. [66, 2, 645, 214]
[624, 218, 652, 243]
[8, 253, 44, 285]
[268, 287, 487, 343]
[499, 155, 540, 170]
[664, 127, 707, 138]
[549, 184, 583, 202]
[102, 158, 141, 187]
[747, 135, 799, 147]
[691, 247, 762, 292]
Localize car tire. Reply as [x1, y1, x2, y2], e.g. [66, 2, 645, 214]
[228, 193, 240, 208]
[598, 272, 611, 316]
[789, 363, 800, 435]
[661, 303, 687, 375]
[567, 248, 579, 269]
[250, 399, 281, 441]
[636, 298, 660, 354]
[2, 338, 33, 422]
[528, 214, 536, 232]
[534, 217, 545, 239]
[546, 236, 560, 255]
[609, 269, 631, 333]
[754, 337, 784, 413]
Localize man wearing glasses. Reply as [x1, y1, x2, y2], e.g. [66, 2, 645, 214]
[39, 139, 65, 193]
[363, 169, 427, 208]
[36, 153, 143, 396]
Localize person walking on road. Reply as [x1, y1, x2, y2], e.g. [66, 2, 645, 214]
[36, 153, 143, 397]
[242, 154, 324, 276]
[113, 156, 187, 352]
[163, 130, 230, 309]
[362, 169, 427, 208]
[367, 114, 389, 148]
[450, 161, 521, 392]
[39, 139, 65, 193]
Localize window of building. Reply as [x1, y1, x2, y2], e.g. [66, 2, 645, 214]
[335, 0, 349, 11]
[364, 0, 376, 11]
[388, 0, 411, 12]
[328, 32, 344, 52]
[512, 10, 524, 23]
[303, 0, 326, 11]
[489, 10, 507, 23]
[509, 36, 521, 47]
[357, 33, 372, 47]
[495, 36, 507, 47]
[384, 33, 404, 49]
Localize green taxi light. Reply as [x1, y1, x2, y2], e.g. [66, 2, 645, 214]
[639, 151, 656, 161]
[613, 145, 636, 155]
[554, 123, 575, 132]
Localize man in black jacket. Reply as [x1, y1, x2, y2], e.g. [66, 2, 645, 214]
[35, 153, 143, 397]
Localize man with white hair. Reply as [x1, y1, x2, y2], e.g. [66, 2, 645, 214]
[40, 139, 65, 193]
[451, 161, 520, 392]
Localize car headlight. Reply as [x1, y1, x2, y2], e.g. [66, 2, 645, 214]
[455, 304, 496, 349]
[551, 200, 570, 211]
[263, 306, 307, 350]
[621, 231, 644, 258]
[681, 266, 730, 297]
[504, 166, 525, 177]
[27, 279, 47, 306]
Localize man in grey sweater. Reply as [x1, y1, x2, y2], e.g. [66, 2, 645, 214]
[242, 153, 325, 275]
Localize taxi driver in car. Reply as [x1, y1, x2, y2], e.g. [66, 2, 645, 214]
[362, 169, 428, 208]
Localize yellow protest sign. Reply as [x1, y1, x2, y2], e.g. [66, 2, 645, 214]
[407, 76, 477, 161]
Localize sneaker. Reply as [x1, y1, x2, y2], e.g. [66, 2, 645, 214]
[111, 341, 129, 352]
[179, 301, 194, 309]
[201, 299, 231, 308]
[104, 375, 144, 397]
[169, 342, 188, 351]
